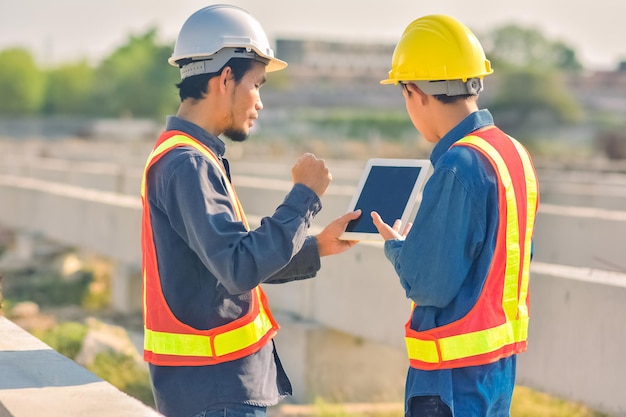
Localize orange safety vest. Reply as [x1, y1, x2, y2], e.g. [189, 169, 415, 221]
[140, 130, 279, 366]
[405, 126, 539, 370]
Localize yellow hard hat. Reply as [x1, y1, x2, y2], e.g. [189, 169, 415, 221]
[381, 14, 493, 86]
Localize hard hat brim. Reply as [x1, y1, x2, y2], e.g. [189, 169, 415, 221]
[174, 47, 288, 79]
[266, 58, 288, 73]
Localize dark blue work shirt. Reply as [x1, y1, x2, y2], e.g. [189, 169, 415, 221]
[384, 110, 517, 416]
[146, 116, 323, 417]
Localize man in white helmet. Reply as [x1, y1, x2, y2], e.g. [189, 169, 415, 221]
[140, 5, 360, 417]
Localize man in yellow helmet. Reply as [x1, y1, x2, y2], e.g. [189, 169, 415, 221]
[141, 5, 360, 417]
[372, 15, 539, 417]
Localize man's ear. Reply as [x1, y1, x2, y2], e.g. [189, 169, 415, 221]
[406, 83, 428, 104]
[218, 66, 233, 91]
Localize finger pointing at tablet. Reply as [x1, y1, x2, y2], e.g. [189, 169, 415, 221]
[339, 158, 429, 241]
[371, 211, 412, 241]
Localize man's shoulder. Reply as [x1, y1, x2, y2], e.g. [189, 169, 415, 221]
[151, 145, 221, 179]
[435, 145, 498, 195]
[439, 144, 491, 174]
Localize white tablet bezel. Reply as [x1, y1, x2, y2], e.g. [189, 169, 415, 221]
[340, 158, 431, 241]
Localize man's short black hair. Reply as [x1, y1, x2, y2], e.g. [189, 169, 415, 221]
[433, 93, 475, 104]
[175, 58, 255, 101]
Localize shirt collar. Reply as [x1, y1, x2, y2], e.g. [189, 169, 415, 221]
[164, 115, 226, 157]
[430, 109, 494, 165]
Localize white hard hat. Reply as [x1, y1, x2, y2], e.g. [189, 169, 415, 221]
[169, 4, 287, 79]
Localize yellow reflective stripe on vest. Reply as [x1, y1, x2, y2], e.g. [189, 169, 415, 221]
[144, 288, 275, 358]
[406, 316, 529, 364]
[458, 136, 521, 321]
[213, 299, 275, 356]
[511, 138, 538, 316]
[145, 327, 215, 357]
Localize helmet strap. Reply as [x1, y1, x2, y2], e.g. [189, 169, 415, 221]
[179, 47, 269, 79]
[414, 78, 483, 96]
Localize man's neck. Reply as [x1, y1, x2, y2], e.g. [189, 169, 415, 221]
[176, 99, 222, 137]
[434, 100, 479, 141]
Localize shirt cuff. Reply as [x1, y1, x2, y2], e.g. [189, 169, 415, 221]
[384, 239, 403, 263]
[285, 183, 322, 217]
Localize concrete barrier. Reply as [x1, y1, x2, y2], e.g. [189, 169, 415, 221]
[518, 263, 626, 416]
[2, 156, 626, 414]
[538, 167, 626, 210]
[0, 174, 143, 313]
[533, 203, 626, 270]
[0, 176, 141, 265]
[267, 261, 626, 416]
[0, 316, 161, 417]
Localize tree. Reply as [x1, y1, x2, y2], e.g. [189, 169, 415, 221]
[486, 68, 583, 136]
[0, 48, 46, 115]
[479, 24, 584, 139]
[42, 60, 95, 115]
[481, 24, 583, 72]
[91, 28, 179, 119]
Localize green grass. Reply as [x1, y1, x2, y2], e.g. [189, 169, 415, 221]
[272, 388, 614, 417]
[28, 321, 155, 408]
[511, 385, 612, 417]
[87, 351, 154, 407]
[31, 321, 87, 359]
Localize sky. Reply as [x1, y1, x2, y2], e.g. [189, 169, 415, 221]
[1, 0, 625, 71]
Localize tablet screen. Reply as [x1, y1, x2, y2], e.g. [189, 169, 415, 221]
[340, 158, 431, 241]
[345, 165, 423, 234]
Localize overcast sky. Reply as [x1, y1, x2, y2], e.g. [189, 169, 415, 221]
[1, 0, 624, 70]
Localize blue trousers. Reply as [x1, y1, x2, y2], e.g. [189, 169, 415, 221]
[191, 404, 267, 417]
[408, 396, 452, 417]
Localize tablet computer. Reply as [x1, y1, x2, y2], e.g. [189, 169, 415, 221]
[340, 158, 431, 241]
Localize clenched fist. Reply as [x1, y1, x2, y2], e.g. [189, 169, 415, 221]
[292, 153, 332, 197]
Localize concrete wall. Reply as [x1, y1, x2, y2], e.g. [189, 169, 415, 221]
[269, 261, 626, 415]
[0, 317, 161, 417]
[517, 263, 626, 416]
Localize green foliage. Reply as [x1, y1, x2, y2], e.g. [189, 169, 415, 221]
[2, 270, 93, 307]
[0, 23, 593, 126]
[81, 278, 111, 310]
[482, 24, 583, 72]
[42, 60, 95, 115]
[511, 386, 612, 417]
[486, 68, 583, 137]
[303, 110, 414, 141]
[0, 48, 46, 114]
[87, 352, 154, 407]
[313, 398, 352, 417]
[276, 388, 614, 417]
[0, 28, 179, 119]
[32, 321, 88, 359]
[91, 28, 179, 118]
[479, 24, 589, 141]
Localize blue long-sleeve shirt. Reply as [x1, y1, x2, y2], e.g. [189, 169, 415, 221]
[383, 110, 516, 416]
[146, 116, 323, 417]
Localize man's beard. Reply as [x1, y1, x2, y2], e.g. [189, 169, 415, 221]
[223, 128, 249, 143]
